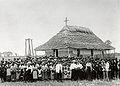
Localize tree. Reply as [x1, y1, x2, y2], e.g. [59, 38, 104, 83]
[7, 51, 13, 57]
[15, 53, 17, 56]
[3, 52, 8, 57]
[105, 40, 112, 45]
[3, 51, 13, 57]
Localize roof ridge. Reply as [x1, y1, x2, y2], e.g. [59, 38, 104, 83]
[35, 25, 114, 51]
[60, 25, 93, 34]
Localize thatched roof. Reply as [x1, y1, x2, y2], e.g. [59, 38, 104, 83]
[35, 25, 114, 51]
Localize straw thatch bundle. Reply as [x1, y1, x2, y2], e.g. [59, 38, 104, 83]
[35, 26, 114, 51]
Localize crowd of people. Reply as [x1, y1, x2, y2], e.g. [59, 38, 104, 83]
[0, 55, 120, 83]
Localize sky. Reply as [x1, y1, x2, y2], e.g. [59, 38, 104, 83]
[0, 0, 119, 56]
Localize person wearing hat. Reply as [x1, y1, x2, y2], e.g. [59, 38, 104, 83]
[32, 65, 38, 82]
[16, 64, 21, 81]
[26, 63, 33, 81]
[10, 63, 16, 81]
[104, 60, 110, 81]
[41, 63, 46, 80]
[0, 64, 6, 82]
[19, 64, 24, 81]
[55, 61, 63, 82]
[50, 63, 55, 80]
[38, 66, 42, 80]
[44, 63, 49, 80]
[86, 60, 92, 81]
[6, 66, 11, 82]
[70, 60, 77, 80]
[76, 61, 83, 80]
[101, 59, 107, 80]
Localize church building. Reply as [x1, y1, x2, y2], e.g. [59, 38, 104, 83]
[35, 19, 115, 58]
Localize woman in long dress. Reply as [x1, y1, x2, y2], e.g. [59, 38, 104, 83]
[38, 67, 42, 80]
[10, 64, 16, 81]
[16, 64, 21, 81]
[32, 67, 38, 81]
[6, 66, 11, 81]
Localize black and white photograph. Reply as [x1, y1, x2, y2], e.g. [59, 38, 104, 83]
[0, 0, 120, 86]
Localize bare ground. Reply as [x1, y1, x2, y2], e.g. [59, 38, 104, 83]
[0, 80, 120, 86]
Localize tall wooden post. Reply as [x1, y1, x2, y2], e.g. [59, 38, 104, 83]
[28, 39, 31, 56]
[53, 49, 55, 57]
[34, 50, 36, 56]
[77, 49, 80, 57]
[91, 49, 94, 58]
[25, 38, 34, 57]
[102, 50, 104, 59]
[31, 39, 34, 57]
[25, 39, 27, 56]
[114, 49, 115, 58]
[100, 50, 102, 59]
[68, 48, 70, 57]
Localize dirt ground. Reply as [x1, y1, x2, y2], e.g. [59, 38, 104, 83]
[0, 80, 120, 86]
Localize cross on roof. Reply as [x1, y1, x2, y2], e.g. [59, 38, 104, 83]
[64, 17, 69, 26]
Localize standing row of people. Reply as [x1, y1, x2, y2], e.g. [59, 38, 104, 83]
[70, 58, 120, 81]
[0, 56, 120, 82]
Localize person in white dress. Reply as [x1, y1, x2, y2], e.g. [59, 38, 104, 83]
[105, 61, 110, 81]
[6, 66, 11, 81]
[32, 66, 38, 81]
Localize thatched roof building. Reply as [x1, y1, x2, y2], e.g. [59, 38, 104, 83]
[35, 25, 114, 57]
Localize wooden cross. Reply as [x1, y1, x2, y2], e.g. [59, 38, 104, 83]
[64, 17, 69, 26]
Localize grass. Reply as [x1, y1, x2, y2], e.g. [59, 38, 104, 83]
[0, 80, 120, 86]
